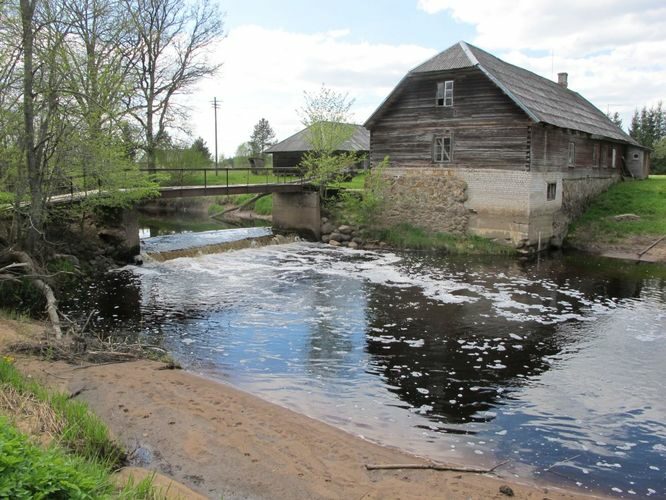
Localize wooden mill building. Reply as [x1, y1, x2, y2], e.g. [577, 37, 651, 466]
[364, 41, 649, 249]
[266, 123, 370, 173]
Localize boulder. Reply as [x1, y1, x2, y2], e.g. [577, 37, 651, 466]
[337, 225, 353, 234]
[329, 240, 341, 247]
[329, 232, 344, 242]
[348, 241, 359, 249]
[321, 221, 335, 234]
[321, 234, 331, 243]
[352, 237, 364, 244]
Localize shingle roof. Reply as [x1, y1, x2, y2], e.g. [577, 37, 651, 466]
[265, 123, 369, 153]
[366, 41, 640, 146]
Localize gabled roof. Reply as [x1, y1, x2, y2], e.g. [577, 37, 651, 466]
[365, 41, 640, 147]
[265, 123, 370, 153]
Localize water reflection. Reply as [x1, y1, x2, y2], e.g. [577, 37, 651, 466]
[61, 243, 666, 499]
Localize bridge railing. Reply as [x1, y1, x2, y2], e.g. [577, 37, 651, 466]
[139, 167, 306, 189]
[48, 166, 308, 201]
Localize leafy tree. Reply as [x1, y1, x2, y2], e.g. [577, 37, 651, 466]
[190, 137, 212, 162]
[233, 141, 252, 168]
[652, 137, 666, 174]
[248, 118, 276, 157]
[298, 85, 362, 194]
[122, 0, 224, 172]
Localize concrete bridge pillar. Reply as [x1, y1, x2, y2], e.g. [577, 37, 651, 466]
[272, 191, 321, 240]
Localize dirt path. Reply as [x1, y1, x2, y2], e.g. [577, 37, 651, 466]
[1, 319, 600, 499]
[568, 234, 666, 263]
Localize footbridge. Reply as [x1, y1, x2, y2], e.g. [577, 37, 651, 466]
[44, 167, 321, 242]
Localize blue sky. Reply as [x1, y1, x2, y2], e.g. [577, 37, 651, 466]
[182, 0, 666, 157]
[221, 0, 474, 47]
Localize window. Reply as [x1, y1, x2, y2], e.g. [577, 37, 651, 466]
[612, 147, 617, 168]
[593, 143, 600, 167]
[433, 134, 452, 163]
[601, 145, 607, 167]
[546, 182, 557, 201]
[568, 142, 575, 167]
[633, 152, 640, 160]
[436, 80, 453, 107]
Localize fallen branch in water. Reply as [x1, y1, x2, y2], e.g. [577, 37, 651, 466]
[364, 459, 510, 474]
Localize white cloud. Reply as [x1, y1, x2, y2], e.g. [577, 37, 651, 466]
[182, 26, 433, 157]
[417, 0, 666, 125]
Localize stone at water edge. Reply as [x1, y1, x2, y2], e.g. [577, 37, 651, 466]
[321, 222, 335, 234]
[338, 233, 352, 242]
[329, 232, 344, 242]
[352, 237, 363, 244]
[329, 240, 341, 247]
[499, 485, 514, 497]
[348, 241, 359, 249]
[321, 234, 331, 243]
[337, 225, 353, 234]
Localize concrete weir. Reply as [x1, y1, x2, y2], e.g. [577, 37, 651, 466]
[272, 191, 321, 240]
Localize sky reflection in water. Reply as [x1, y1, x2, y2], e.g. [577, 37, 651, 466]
[64, 241, 666, 499]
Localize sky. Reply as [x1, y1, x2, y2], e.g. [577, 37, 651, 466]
[179, 0, 666, 158]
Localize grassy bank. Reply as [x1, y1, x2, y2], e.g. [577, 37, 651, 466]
[0, 357, 155, 498]
[568, 176, 666, 243]
[368, 223, 516, 255]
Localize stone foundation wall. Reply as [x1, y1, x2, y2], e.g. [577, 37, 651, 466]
[379, 168, 469, 234]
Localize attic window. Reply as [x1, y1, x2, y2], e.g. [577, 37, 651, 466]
[633, 152, 639, 160]
[436, 81, 453, 107]
[433, 133, 452, 163]
[568, 142, 575, 167]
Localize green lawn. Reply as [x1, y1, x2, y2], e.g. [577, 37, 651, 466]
[332, 172, 367, 189]
[569, 176, 666, 242]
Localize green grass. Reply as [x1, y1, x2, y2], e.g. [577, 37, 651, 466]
[368, 223, 516, 255]
[155, 169, 296, 187]
[254, 195, 272, 215]
[569, 176, 666, 242]
[332, 172, 367, 189]
[0, 358, 159, 498]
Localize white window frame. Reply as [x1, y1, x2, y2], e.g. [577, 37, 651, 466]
[568, 141, 575, 167]
[433, 133, 452, 163]
[436, 80, 454, 107]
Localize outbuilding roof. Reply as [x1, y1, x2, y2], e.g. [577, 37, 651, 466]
[365, 41, 640, 147]
[266, 123, 370, 153]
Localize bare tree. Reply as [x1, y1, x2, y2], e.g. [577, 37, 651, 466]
[123, 0, 224, 171]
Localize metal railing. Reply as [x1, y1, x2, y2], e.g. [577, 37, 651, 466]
[138, 167, 306, 189]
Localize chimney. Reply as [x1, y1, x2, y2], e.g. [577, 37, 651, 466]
[557, 72, 568, 88]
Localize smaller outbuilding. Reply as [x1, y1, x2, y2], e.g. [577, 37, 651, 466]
[266, 123, 370, 173]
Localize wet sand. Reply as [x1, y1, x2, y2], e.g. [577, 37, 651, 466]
[1, 319, 600, 499]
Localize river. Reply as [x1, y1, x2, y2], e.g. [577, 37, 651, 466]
[62, 217, 666, 499]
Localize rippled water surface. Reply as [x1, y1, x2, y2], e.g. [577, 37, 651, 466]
[63, 229, 666, 498]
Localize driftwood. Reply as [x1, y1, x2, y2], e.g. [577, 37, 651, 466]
[638, 236, 666, 258]
[210, 192, 270, 220]
[365, 459, 510, 474]
[2, 250, 62, 339]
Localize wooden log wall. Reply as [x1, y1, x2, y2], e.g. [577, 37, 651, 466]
[369, 68, 532, 170]
[530, 125, 623, 174]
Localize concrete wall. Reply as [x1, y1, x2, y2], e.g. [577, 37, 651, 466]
[625, 147, 649, 179]
[272, 191, 321, 239]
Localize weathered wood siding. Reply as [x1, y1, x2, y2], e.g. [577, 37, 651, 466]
[272, 151, 305, 172]
[530, 125, 623, 174]
[370, 68, 532, 170]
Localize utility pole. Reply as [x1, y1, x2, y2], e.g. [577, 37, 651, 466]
[212, 97, 220, 172]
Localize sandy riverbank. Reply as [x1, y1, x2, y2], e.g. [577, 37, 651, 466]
[0, 319, 600, 499]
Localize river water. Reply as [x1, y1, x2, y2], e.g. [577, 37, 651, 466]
[63, 223, 666, 498]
